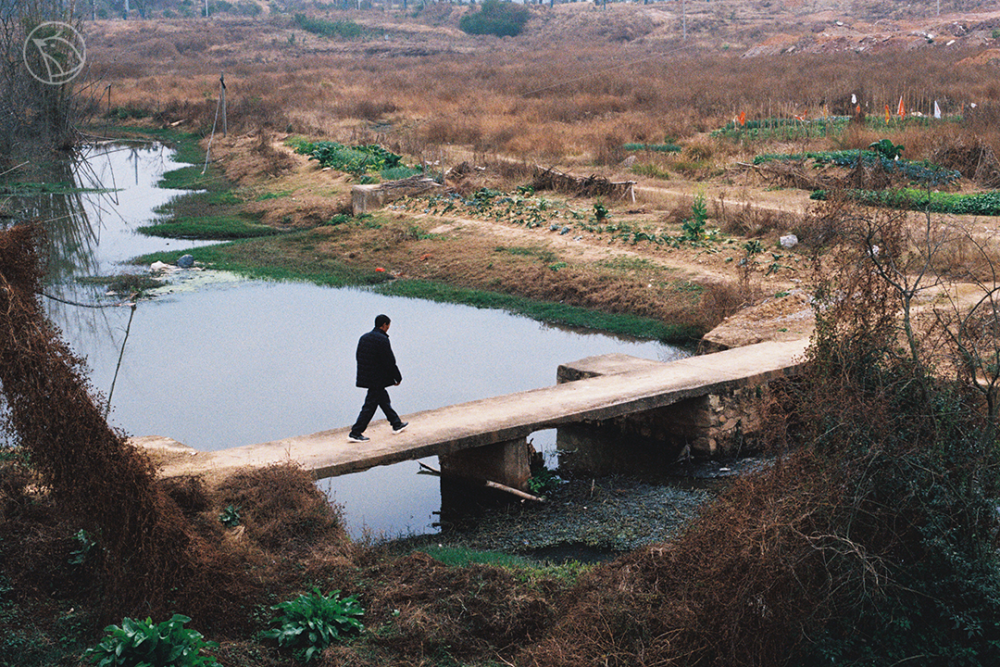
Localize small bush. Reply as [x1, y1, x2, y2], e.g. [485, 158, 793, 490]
[293, 13, 362, 39]
[84, 615, 219, 667]
[459, 0, 530, 37]
[811, 187, 1000, 216]
[303, 141, 403, 176]
[263, 588, 364, 662]
[682, 193, 708, 241]
[218, 504, 241, 528]
[380, 165, 423, 181]
[622, 142, 682, 153]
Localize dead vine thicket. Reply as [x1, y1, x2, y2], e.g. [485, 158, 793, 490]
[0, 223, 243, 625]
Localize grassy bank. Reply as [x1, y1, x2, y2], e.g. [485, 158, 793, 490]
[117, 128, 704, 343]
[139, 240, 699, 343]
[380, 278, 701, 342]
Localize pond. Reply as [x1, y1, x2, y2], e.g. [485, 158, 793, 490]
[10, 143, 689, 539]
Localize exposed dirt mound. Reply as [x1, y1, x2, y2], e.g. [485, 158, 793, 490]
[347, 551, 557, 665]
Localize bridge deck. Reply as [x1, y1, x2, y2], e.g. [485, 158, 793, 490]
[136, 339, 809, 483]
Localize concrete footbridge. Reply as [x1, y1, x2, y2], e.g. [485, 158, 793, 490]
[134, 338, 810, 489]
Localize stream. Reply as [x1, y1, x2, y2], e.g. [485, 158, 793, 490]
[5, 142, 689, 539]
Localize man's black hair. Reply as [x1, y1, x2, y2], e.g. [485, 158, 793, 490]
[375, 314, 391, 328]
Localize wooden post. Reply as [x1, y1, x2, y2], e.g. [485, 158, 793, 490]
[220, 73, 227, 138]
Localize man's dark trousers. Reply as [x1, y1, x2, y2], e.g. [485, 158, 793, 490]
[352, 386, 401, 435]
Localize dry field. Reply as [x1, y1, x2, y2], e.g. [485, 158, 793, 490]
[77, 1, 1000, 344]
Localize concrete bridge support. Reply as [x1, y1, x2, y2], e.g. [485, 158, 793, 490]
[555, 354, 773, 476]
[438, 437, 533, 491]
[587, 385, 767, 456]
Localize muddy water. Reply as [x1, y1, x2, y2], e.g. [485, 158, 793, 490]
[16, 144, 690, 539]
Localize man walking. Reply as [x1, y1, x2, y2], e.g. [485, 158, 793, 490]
[348, 314, 407, 443]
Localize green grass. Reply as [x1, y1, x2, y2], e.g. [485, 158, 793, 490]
[0, 182, 116, 195]
[293, 13, 363, 39]
[811, 187, 1000, 216]
[138, 215, 282, 240]
[416, 546, 594, 587]
[597, 256, 661, 273]
[158, 165, 229, 192]
[256, 191, 292, 202]
[77, 273, 166, 292]
[712, 114, 964, 142]
[133, 235, 699, 342]
[630, 163, 672, 180]
[623, 142, 681, 153]
[419, 546, 535, 569]
[494, 245, 558, 264]
[377, 279, 702, 343]
[134, 235, 392, 287]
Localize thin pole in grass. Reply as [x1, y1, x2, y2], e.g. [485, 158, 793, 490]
[202, 72, 226, 175]
[106, 302, 137, 420]
[221, 72, 227, 138]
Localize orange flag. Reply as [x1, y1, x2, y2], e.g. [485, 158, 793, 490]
[897, 96, 905, 117]
[855, 104, 861, 116]
[738, 111, 747, 127]
[885, 104, 891, 125]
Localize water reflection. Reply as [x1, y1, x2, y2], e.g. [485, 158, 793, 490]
[4, 143, 211, 333]
[12, 143, 691, 540]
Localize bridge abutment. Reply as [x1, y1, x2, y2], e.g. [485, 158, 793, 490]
[439, 437, 533, 491]
[556, 354, 771, 475]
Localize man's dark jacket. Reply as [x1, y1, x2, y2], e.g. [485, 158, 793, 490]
[355, 327, 402, 389]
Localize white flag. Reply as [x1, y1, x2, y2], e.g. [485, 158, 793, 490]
[934, 100, 942, 119]
[851, 93, 857, 105]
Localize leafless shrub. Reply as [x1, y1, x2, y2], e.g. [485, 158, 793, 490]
[715, 195, 800, 238]
[699, 279, 745, 324]
[930, 133, 1000, 188]
[337, 99, 399, 121]
[750, 160, 835, 191]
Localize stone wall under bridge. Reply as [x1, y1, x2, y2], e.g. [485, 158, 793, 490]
[555, 353, 779, 477]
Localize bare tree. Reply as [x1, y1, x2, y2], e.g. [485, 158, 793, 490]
[932, 227, 1000, 421]
[0, 0, 84, 162]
